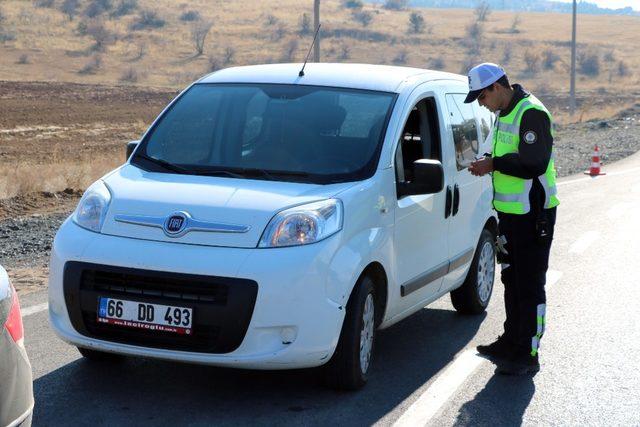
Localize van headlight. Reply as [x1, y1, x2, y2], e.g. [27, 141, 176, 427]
[259, 199, 343, 248]
[72, 180, 112, 233]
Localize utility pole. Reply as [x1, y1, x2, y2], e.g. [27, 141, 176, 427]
[569, 0, 577, 116]
[314, 0, 320, 62]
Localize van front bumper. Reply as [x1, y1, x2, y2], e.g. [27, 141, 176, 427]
[48, 218, 346, 369]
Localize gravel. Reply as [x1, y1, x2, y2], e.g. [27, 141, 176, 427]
[1, 106, 639, 272]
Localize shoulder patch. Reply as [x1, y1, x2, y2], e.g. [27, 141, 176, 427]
[524, 131, 537, 144]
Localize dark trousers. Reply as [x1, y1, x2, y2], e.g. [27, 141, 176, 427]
[497, 207, 556, 358]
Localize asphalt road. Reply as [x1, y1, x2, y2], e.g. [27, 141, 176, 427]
[19, 152, 640, 426]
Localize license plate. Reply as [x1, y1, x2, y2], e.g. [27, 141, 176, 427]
[97, 297, 193, 335]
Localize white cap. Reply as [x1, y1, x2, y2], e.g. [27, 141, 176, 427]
[464, 63, 506, 103]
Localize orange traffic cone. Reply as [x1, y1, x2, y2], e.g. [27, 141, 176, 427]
[584, 144, 606, 176]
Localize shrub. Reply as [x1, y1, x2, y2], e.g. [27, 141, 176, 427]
[603, 50, 615, 62]
[110, 0, 137, 18]
[17, 54, 29, 64]
[130, 10, 165, 31]
[60, 0, 80, 20]
[223, 46, 235, 65]
[617, 60, 631, 77]
[0, 7, 4, 24]
[343, 0, 363, 9]
[508, 14, 520, 34]
[84, 0, 113, 18]
[352, 10, 373, 27]
[280, 39, 298, 62]
[408, 12, 425, 34]
[338, 44, 350, 60]
[392, 50, 408, 65]
[208, 56, 221, 72]
[383, 0, 408, 11]
[265, 14, 278, 27]
[78, 55, 102, 74]
[523, 50, 541, 75]
[76, 20, 88, 35]
[465, 21, 483, 55]
[191, 20, 212, 55]
[299, 13, 311, 35]
[120, 67, 139, 83]
[502, 44, 512, 64]
[86, 22, 114, 52]
[0, 30, 16, 43]
[578, 51, 600, 76]
[270, 24, 286, 42]
[429, 57, 445, 70]
[542, 49, 560, 70]
[179, 10, 200, 22]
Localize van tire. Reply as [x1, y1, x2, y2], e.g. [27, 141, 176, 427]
[323, 276, 376, 390]
[451, 228, 495, 315]
[77, 347, 122, 362]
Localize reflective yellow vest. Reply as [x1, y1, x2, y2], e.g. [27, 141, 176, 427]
[492, 95, 560, 214]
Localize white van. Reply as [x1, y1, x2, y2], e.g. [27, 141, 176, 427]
[49, 63, 497, 389]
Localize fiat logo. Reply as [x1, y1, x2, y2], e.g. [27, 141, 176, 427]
[163, 212, 189, 237]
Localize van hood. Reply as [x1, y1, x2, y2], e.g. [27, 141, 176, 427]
[99, 165, 356, 248]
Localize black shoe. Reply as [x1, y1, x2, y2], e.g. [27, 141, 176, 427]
[476, 335, 514, 362]
[495, 354, 540, 376]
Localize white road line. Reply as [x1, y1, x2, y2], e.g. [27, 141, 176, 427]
[393, 350, 484, 427]
[21, 302, 48, 317]
[392, 268, 562, 426]
[568, 231, 600, 254]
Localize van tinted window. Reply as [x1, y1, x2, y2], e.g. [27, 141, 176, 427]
[135, 84, 396, 184]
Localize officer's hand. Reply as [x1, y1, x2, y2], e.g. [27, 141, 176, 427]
[468, 157, 493, 176]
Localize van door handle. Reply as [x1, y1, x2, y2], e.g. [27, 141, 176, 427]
[453, 184, 460, 216]
[445, 186, 452, 218]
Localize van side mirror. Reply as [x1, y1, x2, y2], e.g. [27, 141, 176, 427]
[126, 140, 140, 161]
[397, 159, 444, 197]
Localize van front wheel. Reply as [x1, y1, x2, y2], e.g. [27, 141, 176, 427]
[451, 229, 495, 314]
[323, 276, 376, 390]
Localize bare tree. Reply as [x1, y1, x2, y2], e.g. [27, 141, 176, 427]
[475, 1, 491, 22]
[408, 12, 425, 34]
[465, 21, 483, 55]
[191, 20, 213, 56]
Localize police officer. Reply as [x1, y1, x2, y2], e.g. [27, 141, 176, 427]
[465, 63, 559, 375]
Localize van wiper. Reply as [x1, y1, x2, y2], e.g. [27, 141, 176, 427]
[135, 153, 191, 174]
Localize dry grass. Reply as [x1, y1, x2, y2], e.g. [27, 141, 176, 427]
[1, 0, 639, 198]
[0, 153, 121, 199]
[0, 0, 638, 94]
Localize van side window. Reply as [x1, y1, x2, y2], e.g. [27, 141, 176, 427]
[395, 97, 441, 185]
[445, 94, 479, 171]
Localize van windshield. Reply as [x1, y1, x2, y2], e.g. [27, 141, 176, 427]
[132, 83, 396, 184]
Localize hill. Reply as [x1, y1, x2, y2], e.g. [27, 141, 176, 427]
[0, 0, 638, 123]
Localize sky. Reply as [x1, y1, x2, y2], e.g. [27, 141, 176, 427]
[556, 0, 640, 11]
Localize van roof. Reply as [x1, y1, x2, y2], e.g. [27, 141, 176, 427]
[198, 63, 465, 93]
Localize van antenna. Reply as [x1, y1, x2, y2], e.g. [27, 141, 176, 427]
[299, 24, 321, 77]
